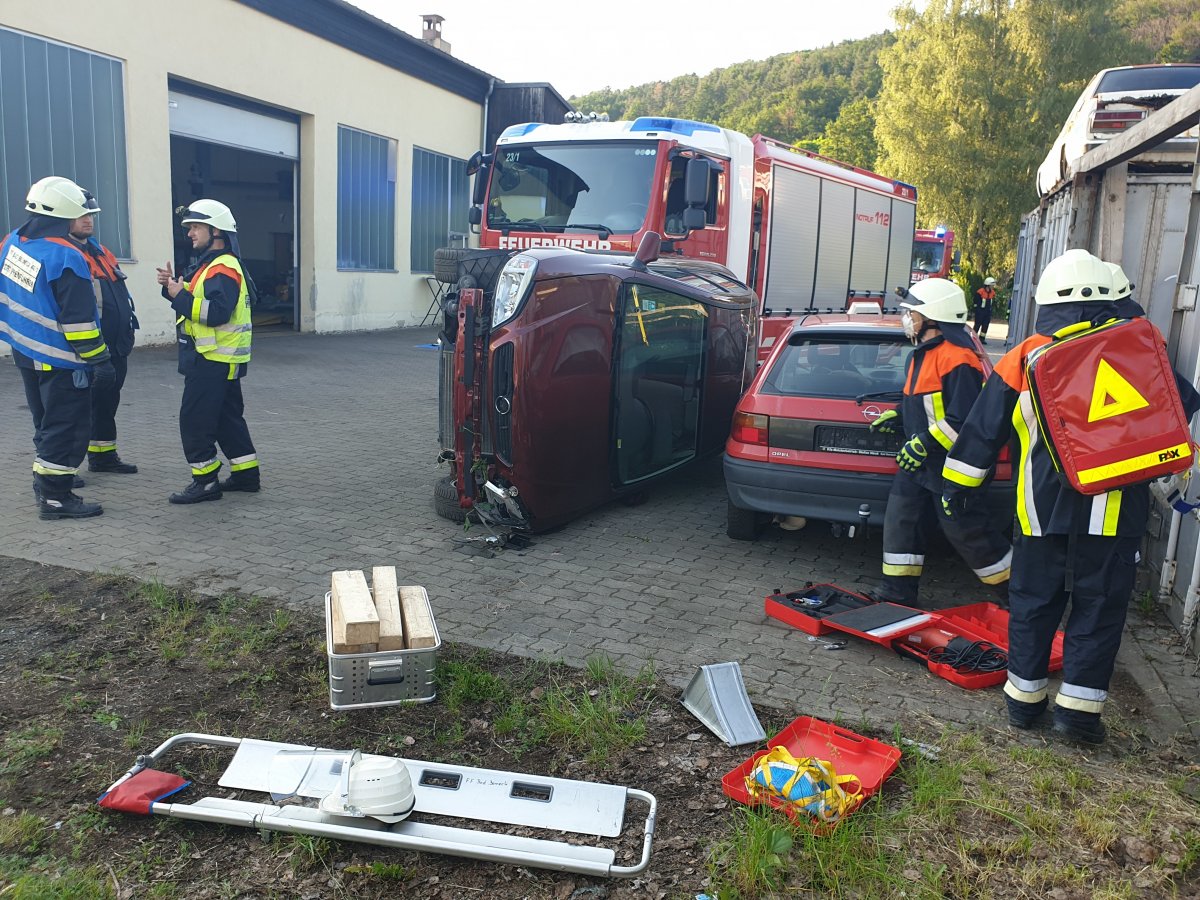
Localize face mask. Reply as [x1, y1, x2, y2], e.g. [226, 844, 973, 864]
[902, 310, 917, 343]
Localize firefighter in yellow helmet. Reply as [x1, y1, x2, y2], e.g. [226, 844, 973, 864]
[942, 249, 1200, 744]
[155, 200, 260, 503]
[869, 277, 1012, 609]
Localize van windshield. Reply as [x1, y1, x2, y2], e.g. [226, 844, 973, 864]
[488, 142, 658, 234]
[1096, 66, 1200, 94]
[762, 334, 914, 399]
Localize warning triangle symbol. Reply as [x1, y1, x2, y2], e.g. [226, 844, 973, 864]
[1088, 358, 1149, 423]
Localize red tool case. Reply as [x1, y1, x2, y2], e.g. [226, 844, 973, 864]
[765, 584, 1064, 689]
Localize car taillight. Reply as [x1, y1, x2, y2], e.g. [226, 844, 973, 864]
[1091, 109, 1145, 131]
[732, 412, 769, 446]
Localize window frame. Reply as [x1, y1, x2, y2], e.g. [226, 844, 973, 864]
[336, 123, 397, 272]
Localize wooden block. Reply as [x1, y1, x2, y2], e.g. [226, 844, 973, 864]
[330, 569, 379, 652]
[398, 585, 437, 649]
[371, 566, 406, 652]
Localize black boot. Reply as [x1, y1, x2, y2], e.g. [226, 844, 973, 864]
[89, 453, 138, 474]
[220, 473, 260, 493]
[1006, 696, 1048, 730]
[1052, 706, 1106, 745]
[169, 479, 223, 505]
[35, 476, 84, 498]
[39, 493, 103, 520]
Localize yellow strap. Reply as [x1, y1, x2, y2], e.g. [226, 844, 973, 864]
[744, 746, 863, 824]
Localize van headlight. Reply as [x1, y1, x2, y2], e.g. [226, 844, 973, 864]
[492, 255, 538, 327]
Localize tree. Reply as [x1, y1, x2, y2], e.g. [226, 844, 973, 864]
[875, 0, 1135, 277]
[1117, 0, 1200, 61]
[818, 97, 879, 169]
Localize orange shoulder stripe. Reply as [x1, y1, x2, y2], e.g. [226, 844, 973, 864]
[911, 341, 983, 394]
[205, 262, 243, 285]
[993, 334, 1051, 392]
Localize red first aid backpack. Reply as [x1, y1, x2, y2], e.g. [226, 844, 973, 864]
[1026, 316, 1194, 495]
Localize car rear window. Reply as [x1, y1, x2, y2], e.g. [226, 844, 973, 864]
[1096, 66, 1200, 94]
[761, 334, 914, 399]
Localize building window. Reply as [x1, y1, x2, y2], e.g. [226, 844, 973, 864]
[0, 27, 131, 257]
[411, 147, 469, 274]
[337, 125, 396, 270]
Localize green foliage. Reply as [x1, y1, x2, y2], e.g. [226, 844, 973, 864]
[1117, 0, 1200, 61]
[572, 35, 894, 148]
[818, 96, 880, 169]
[876, 0, 1143, 277]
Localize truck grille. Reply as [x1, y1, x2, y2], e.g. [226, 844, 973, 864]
[492, 342, 514, 462]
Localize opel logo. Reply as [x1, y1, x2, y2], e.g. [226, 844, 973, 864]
[495, 395, 512, 415]
[862, 405, 882, 421]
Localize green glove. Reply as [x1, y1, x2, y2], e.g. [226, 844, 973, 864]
[896, 435, 928, 472]
[869, 409, 900, 434]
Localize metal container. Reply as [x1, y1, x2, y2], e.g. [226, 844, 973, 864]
[324, 591, 439, 709]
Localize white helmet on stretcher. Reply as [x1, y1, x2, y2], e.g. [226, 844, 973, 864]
[319, 755, 415, 824]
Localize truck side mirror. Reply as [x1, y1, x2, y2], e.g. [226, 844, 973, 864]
[471, 164, 489, 207]
[468, 206, 482, 227]
[682, 158, 713, 234]
[951, 249, 962, 271]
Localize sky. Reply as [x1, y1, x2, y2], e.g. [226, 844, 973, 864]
[344, 1, 904, 98]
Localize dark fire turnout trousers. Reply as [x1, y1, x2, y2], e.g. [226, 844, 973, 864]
[179, 364, 258, 484]
[89, 353, 128, 458]
[879, 469, 1012, 607]
[1004, 533, 1138, 717]
[20, 367, 91, 499]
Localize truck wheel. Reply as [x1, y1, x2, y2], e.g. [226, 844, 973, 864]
[727, 499, 766, 541]
[434, 476, 468, 523]
[433, 248, 513, 288]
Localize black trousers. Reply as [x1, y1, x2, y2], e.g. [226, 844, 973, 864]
[1008, 533, 1138, 710]
[179, 365, 257, 483]
[89, 353, 128, 454]
[879, 469, 1012, 606]
[20, 366, 91, 499]
[975, 308, 992, 337]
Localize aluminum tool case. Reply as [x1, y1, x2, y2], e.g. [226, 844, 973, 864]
[324, 590, 440, 709]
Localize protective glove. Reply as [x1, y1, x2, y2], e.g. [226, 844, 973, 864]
[896, 435, 928, 472]
[91, 360, 117, 390]
[868, 409, 900, 434]
[941, 489, 971, 519]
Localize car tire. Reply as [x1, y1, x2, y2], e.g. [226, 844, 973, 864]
[433, 475, 468, 523]
[726, 498, 766, 541]
[433, 248, 512, 288]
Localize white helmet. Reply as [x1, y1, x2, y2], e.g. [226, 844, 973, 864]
[1034, 249, 1112, 305]
[899, 277, 968, 324]
[1106, 262, 1133, 301]
[181, 199, 237, 233]
[983, 277, 996, 286]
[319, 755, 415, 824]
[25, 176, 96, 219]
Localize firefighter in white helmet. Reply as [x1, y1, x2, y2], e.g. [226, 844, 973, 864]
[869, 277, 1012, 609]
[942, 249, 1200, 744]
[973, 276, 997, 344]
[0, 176, 113, 519]
[156, 200, 261, 503]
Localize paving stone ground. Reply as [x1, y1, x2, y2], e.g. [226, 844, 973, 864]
[1, 328, 1196, 739]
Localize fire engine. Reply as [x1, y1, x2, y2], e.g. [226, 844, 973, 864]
[466, 116, 917, 360]
[910, 225, 959, 282]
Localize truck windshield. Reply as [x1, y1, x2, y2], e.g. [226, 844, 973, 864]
[488, 143, 659, 234]
[911, 239, 945, 274]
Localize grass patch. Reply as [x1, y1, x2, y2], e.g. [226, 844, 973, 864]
[535, 655, 653, 764]
[438, 655, 512, 712]
[0, 811, 48, 854]
[0, 724, 64, 776]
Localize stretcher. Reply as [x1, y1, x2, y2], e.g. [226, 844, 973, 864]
[99, 732, 657, 878]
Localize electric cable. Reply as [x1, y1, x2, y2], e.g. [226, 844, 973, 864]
[926, 637, 1007, 674]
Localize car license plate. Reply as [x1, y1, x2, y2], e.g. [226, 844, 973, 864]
[815, 425, 902, 456]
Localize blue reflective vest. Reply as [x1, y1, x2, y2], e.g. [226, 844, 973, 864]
[0, 230, 91, 370]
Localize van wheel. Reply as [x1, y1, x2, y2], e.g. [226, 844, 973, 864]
[434, 476, 468, 523]
[727, 499, 766, 541]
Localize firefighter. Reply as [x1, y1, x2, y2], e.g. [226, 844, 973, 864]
[67, 190, 140, 474]
[869, 278, 1012, 608]
[0, 176, 112, 518]
[155, 200, 260, 503]
[973, 277, 996, 344]
[942, 249, 1200, 744]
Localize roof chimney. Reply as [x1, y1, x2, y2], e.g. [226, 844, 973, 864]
[421, 15, 451, 54]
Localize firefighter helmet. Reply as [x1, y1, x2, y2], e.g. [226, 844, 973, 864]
[25, 176, 96, 219]
[318, 755, 415, 824]
[1106, 262, 1133, 301]
[983, 277, 996, 286]
[180, 199, 237, 233]
[899, 277, 968, 324]
[1034, 249, 1112, 305]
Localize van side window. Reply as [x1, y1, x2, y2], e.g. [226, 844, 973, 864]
[664, 158, 722, 235]
[614, 284, 708, 483]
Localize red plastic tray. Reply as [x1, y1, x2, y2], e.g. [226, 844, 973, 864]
[722, 716, 902, 826]
[763, 583, 882, 637]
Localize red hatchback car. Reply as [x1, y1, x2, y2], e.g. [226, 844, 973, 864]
[723, 309, 1012, 540]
